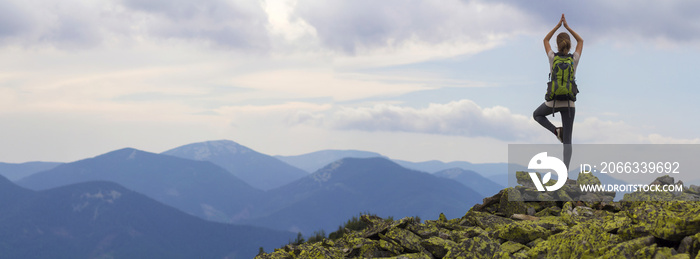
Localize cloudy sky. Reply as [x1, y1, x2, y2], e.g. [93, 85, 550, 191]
[1, 0, 699, 164]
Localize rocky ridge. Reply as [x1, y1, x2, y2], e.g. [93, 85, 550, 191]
[256, 173, 700, 259]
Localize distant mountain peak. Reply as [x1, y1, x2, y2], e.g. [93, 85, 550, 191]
[100, 147, 143, 159]
[93, 148, 169, 163]
[112, 147, 139, 153]
[162, 140, 307, 191]
[253, 156, 484, 235]
[309, 157, 408, 183]
[275, 149, 386, 173]
[309, 157, 400, 182]
[335, 157, 402, 169]
[204, 139, 253, 155]
[127, 149, 138, 160]
[312, 160, 343, 183]
[166, 140, 254, 160]
[203, 139, 244, 146]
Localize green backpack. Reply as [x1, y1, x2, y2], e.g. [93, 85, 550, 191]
[546, 53, 578, 102]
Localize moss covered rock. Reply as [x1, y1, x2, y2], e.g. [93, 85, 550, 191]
[443, 234, 500, 259]
[515, 171, 536, 187]
[493, 218, 566, 244]
[623, 201, 700, 241]
[499, 240, 529, 254]
[576, 171, 601, 185]
[256, 176, 700, 259]
[420, 236, 455, 258]
[295, 242, 344, 259]
[382, 228, 424, 253]
[497, 188, 529, 217]
[528, 218, 623, 258]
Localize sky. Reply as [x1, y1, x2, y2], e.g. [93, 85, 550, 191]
[1, 0, 699, 164]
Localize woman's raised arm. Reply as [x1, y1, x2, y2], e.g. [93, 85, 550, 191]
[562, 14, 584, 55]
[544, 14, 564, 54]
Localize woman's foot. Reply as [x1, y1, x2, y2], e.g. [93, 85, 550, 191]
[555, 127, 564, 143]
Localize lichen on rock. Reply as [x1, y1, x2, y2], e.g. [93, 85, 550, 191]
[256, 175, 700, 259]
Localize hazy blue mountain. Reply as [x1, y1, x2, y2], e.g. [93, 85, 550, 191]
[276, 149, 527, 182]
[0, 172, 35, 205]
[0, 161, 62, 181]
[487, 174, 510, 186]
[434, 168, 504, 197]
[162, 140, 308, 191]
[0, 175, 294, 259]
[18, 148, 261, 223]
[394, 159, 528, 177]
[243, 157, 483, 235]
[275, 149, 385, 173]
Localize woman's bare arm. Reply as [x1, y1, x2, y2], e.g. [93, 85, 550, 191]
[562, 15, 583, 55]
[544, 14, 564, 54]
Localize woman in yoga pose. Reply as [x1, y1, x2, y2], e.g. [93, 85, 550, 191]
[533, 14, 583, 169]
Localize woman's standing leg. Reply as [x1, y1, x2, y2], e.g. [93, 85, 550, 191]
[534, 103, 576, 169]
[560, 107, 575, 169]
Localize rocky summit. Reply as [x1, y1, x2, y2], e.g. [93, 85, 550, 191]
[256, 173, 700, 259]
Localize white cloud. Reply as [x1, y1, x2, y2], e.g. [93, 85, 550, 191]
[0, 0, 106, 49]
[293, 0, 536, 53]
[573, 117, 641, 144]
[2, 0, 699, 52]
[120, 0, 271, 50]
[263, 0, 318, 46]
[228, 69, 432, 102]
[0, 0, 272, 50]
[647, 134, 700, 144]
[1, 0, 531, 66]
[558, 117, 700, 145]
[494, 0, 700, 47]
[289, 100, 700, 145]
[285, 0, 539, 67]
[215, 102, 331, 119]
[0, 0, 697, 164]
[293, 100, 543, 141]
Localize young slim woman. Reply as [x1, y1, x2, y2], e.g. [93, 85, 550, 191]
[533, 14, 583, 169]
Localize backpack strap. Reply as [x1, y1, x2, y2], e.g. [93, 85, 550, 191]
[555, 52, 574, 58]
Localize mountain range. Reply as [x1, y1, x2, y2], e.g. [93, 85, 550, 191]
[4, 139, 506, 255]
[0, 175, 294, 259]
[276, 149, 520, 194]
[433, 168, 504, 197]
[0, 161, 62, 181]
[277, 149, 523, 180]
[242, 157, 484, 234]
[18, 148, 262, 223]
[14, 142, 489, 236]
[275, 149, 385, 173]
[162, 140, 308, 191]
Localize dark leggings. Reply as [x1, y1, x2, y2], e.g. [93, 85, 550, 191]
[533, 103, 575, 169]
